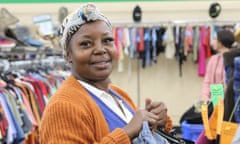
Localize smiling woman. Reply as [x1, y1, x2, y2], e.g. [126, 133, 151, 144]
[39, 3, 171, 144]
[68, 21, 116, 82]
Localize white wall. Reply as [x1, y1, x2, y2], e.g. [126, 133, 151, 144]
[1, 1, 240, 25]
[1, 0, 239, 124]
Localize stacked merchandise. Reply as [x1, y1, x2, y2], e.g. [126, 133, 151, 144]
[0, 57, 70, 143]
[0, 8, 18, 53]
[0, 8, 62, 61]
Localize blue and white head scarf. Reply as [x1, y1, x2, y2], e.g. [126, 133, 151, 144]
[59, 3, 112, 59]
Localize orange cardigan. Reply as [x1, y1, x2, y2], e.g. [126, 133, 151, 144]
[39, 76, 137, 144]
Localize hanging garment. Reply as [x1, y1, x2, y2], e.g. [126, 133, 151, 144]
[198, 26, 207, 77]
[123, 28, 130, 55]
[117, 27, 125, 72]
[210, 25, 217, 46]
[204, 26, 212, 59]
[193, 26, 200, 62]
[137, 27, 144, 52]
[143, 27, 152, 68]
[129, 27, 137, 59]
[0, 92, 25, 143]
[174, 26, 186, 77]
[114, 27, 120, 59]
[13, 81, 38, 127]
[165, 25, 175, 59]
[151, 27, 158, 62]
[0, 101, 9, 142]
[0, 62, 67, 143]
[184, 25, 193, 55]
[156, 27, 166, 55]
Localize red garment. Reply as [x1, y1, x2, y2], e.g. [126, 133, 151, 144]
[39, 81, 48, 98]
[137, 27, 144, 52]
[0, 102, 8, 138]
[22, 78, 45, 115]
[204, 27, 212, 58]
[29, 79, 45, 114]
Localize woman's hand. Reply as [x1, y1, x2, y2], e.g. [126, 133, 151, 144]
[145, 98, 168, 129]
[122, 101, 160, 139]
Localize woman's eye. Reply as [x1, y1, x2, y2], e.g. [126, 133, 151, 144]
[80, 41, 91, 47]
[103, 38, 114, 44]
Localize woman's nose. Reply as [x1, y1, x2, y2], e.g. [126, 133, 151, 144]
[93, 41, 106, 55]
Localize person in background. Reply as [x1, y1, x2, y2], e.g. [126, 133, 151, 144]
[196, 29, 235, 144]
[200, 30, 235, 100]
[234, 28, 240, 48]
[39, 3, 171, 144]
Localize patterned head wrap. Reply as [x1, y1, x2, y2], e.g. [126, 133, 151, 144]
[59, 3, 112, 59]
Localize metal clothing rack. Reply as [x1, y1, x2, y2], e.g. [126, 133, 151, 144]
[111, 19, 240, 107]
[0, 57, 65, 72]
[111, 19, 240, 27]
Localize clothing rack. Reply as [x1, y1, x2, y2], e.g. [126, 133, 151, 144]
[0, 56, 68, 143]
[111, 19, 240, 107]
[0, 57, 65, 72]
[0, 47, 62, 62]
[111, 19, 240, 27]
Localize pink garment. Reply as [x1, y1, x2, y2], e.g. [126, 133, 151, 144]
[114, 27, 120, 59]
[200, 53, 225, 100]
[198, 26, 206, 77]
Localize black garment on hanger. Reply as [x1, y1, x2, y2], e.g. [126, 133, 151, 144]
[173, 26, 186, 77]
[155, 27, 166, 55]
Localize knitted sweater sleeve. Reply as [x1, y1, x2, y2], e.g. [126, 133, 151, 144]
[40, 101, 131, 144]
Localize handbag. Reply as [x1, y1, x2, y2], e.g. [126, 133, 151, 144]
[155, 129, 194, 144]
[180, 101, 213, 124]
[201, 96, 240, 144]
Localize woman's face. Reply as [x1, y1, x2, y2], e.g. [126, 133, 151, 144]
[213, 37, 222, 51]
[68, 20, 116, 82]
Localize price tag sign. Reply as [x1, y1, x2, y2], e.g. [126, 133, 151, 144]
[210, 84, 224, 106]
[33, 14, 54, 36]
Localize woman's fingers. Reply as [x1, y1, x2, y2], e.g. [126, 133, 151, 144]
[145, 101, 168, 127]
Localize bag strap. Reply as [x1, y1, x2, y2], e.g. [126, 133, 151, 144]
[216, 98, 224, 135]
[201, 102, 214, 139]
[229, 95, 240, 122]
